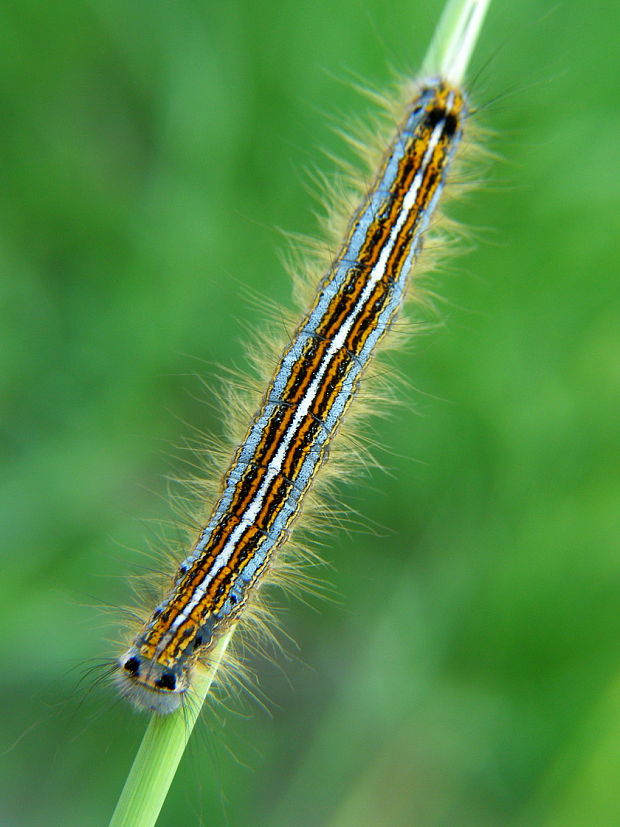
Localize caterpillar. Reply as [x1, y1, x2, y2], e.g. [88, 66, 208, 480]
[113, 71, 470, 714]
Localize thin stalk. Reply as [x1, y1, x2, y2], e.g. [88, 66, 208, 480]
[108, 1, 492, 824]
[109, 629, 234, 827]
[422, 0, 491, 83]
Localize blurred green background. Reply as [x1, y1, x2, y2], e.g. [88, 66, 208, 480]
[1, 0, 619, 824]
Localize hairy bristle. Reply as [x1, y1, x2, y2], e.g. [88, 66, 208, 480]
[113, 76, 479, 714]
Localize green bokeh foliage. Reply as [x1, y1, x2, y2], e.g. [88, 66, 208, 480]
[1, 1, 618, 825]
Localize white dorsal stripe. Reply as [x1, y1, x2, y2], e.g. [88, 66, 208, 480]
[167, 120, 448, 634]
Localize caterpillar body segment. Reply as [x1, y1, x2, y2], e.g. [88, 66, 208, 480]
[116, 80, 468, 714]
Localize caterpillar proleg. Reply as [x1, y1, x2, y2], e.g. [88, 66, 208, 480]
[115, 2, 487, 716]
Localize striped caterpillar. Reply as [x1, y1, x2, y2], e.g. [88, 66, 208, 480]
[115, 77, 469, 714]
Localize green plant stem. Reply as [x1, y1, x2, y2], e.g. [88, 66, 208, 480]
[109, 629, 234, 827]
[422, 0, 491, 83]
[108, 1, 491, 824]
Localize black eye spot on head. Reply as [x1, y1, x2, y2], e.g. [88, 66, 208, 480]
[124, 656, 140, 676]
[155, 671, 176, 691]
[194, 634, 203, 649]
[230, 594, 238, 606]
[443, 113, 458, 138]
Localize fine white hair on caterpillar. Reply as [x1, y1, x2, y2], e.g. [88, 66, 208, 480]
[113, 1, 491, 717]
